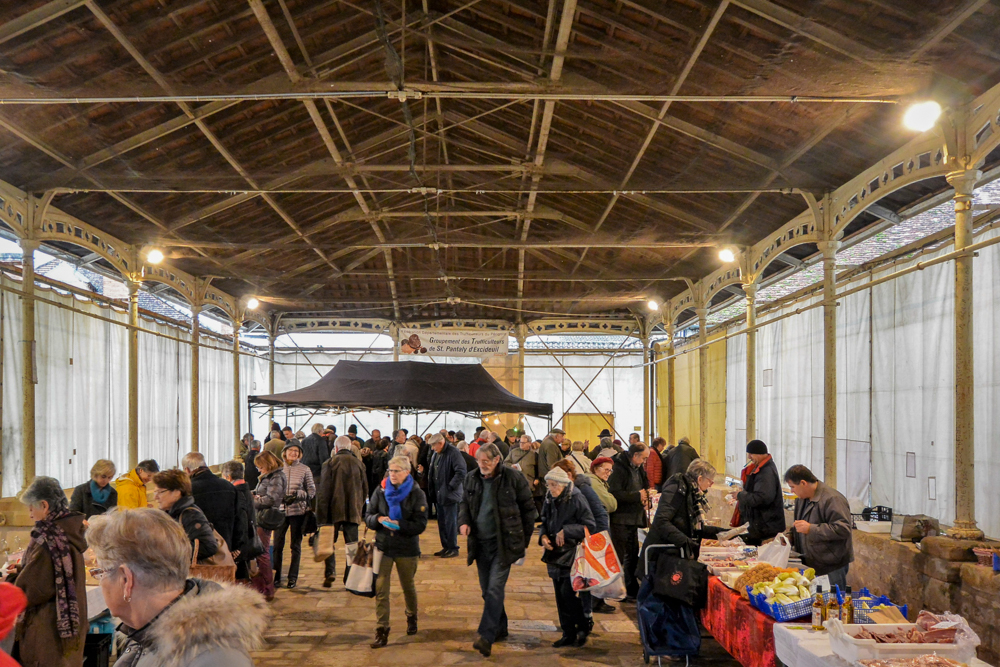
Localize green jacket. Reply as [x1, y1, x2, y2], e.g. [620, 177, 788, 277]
[586, 473, 617, 514]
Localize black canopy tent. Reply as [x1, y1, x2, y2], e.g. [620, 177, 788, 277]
[248, 360, 553, 419]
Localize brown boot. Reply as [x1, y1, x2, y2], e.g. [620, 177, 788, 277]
[370, 626, 390, 649]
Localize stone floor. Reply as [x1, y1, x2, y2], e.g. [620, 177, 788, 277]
[253, 524, 742, 667]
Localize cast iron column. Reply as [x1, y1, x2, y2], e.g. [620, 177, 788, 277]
[947, 168, 983, 539]
[19, 238, 39, 490]
[191, 304, 201, 452]
[666, 322, 676, 445]
[233, 324, 241, 459]
[819, 239, 840, 487]
[745, 282, 757, 442]
[127, 280, 140, 469]
[696, 306, 709, 453]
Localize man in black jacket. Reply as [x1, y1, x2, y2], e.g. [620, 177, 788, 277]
[664, 436, 699, 480]
[220, 460, 256, 580]
[608, 444, 650, 600]
[301, 423, 331, 480]
[428, 433, 466, 558]
[182, 452, 238, 550]
[459, 443, 536, 657]
[734, 440, 785, 545]
[243, 440, 262, 490]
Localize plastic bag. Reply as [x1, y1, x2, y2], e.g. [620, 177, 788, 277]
[718, 523, 749, 541]
[758, 533, 791, 568]
[571, 528, 623, 592]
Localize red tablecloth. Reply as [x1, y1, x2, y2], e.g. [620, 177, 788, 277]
[700, 576, 777, 667]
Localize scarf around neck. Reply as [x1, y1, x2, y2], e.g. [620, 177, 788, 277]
[681, 473, 709, 532]
[383, 474, 414, 521]
[90, 480, 111, 505]
[30, 508, 80, 639]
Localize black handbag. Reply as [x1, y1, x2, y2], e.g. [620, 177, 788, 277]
[302, 509, 319, 535]
[541, 542, 577, 568]
[241, 528, 265, 562]
[653, 554, 708, 608]
[256, 507, 285, 531]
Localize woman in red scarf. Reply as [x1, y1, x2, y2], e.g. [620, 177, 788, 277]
[731, 440, 786, 546]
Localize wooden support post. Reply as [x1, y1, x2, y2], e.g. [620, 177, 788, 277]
[820, 240, 840, 487]
[744, 282, 757, 442]
[947, 168, 983, 539]
[19, 238, 39, 490]
[696, 307, 709, 452]
[191, 304, 201, 452]
[127, 279, 139, 470]
[233, 324, 241, 459]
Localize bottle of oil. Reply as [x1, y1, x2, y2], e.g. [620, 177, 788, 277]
[812, 586, 825, 631]
[827, 587, 842, 623]
[842, 586, 855, 624]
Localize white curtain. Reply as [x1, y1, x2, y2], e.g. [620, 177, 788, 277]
[972, 228, 1000, 538]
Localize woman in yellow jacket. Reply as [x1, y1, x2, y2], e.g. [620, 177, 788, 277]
[113, 459, 160, 509]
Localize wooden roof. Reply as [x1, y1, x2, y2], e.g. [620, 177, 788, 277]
[1, 0, 999, 322]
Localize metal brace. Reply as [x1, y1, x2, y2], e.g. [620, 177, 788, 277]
[387, 90, 422, 101]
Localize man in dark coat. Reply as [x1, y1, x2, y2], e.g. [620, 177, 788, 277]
[428, 433, 466, 558]
[220, 460, 256, 580]
[785, 464, 854, 591]
[664, 436, 699, 480]
[536, 428, 565, 482]
[734, 440, 786, 545]
[317, 436, 370, 586]
[607, 444, 650, 600]
[459, 443, 537, 656]
[182, 452, 238, 550]
[301, 424, 331, 480]
[243, 440, 262, 490]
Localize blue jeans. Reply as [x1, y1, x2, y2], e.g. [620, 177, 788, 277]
[437, 502, 458, 550]
[475, 539, 510, 643]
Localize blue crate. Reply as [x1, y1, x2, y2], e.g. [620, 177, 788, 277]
[994, 553, 999, 573]
[745, 586, 907, 624]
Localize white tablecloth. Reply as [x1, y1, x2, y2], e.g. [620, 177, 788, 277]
[773, 623, 993, 667]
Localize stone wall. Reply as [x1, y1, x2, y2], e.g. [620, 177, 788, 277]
[848, 530, 1000, 664]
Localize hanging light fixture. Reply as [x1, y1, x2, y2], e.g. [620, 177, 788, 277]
[718, 247, 736, 263]
[646, 299, 660, 311]
[903, 101, 942, 132]
[145, 248, 164, 264]
[246, 297, 260, 310]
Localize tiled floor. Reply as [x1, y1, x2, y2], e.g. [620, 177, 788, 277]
[253, 526, 743, 666]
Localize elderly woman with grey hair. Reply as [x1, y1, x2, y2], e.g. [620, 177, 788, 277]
[87, 508, 268, 666]
[9, 477, 87, 667]
[638, 458, 725, 578]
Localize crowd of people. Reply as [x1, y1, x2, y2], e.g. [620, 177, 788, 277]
[2, 420, 856, 666]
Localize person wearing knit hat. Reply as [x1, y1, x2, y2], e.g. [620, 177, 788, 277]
[730, 439, 784, 546]
[540, 463, 596, 648]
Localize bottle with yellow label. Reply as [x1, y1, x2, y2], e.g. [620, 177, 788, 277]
[843, 586, 855, 624]
[827, 587, 842, 623]
[812, 586, 825, 631]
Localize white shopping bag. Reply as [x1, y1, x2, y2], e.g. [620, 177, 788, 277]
[571, 528, 624, 594]
[758, 533, 791, 569]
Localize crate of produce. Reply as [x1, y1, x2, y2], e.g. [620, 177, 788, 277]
[828, 620, 977, 664]
[852, 595, 908, 624]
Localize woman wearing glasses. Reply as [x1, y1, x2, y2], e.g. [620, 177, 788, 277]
[151, 469, 218, 561]
[365, 455, 429, 649]
[87, 508, 267, 667]
[8, 476, 87, 667]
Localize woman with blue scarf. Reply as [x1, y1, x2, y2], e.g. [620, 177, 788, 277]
[364, 455, 428, 649]
[68, 459, 118, 519]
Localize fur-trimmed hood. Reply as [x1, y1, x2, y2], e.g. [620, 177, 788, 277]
[117, 579, 269, 667]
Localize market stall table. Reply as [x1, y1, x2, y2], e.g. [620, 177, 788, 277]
[772, 623, 995, 667]
[700, 575, 777, 667]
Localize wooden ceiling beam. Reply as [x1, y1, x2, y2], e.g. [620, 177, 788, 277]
[0, 0, 87, 46]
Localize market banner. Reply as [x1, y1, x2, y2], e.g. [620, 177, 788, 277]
[397, 327, 508, 357]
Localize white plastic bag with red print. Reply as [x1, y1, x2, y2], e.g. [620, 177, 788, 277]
[571, 528, 626, 600]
